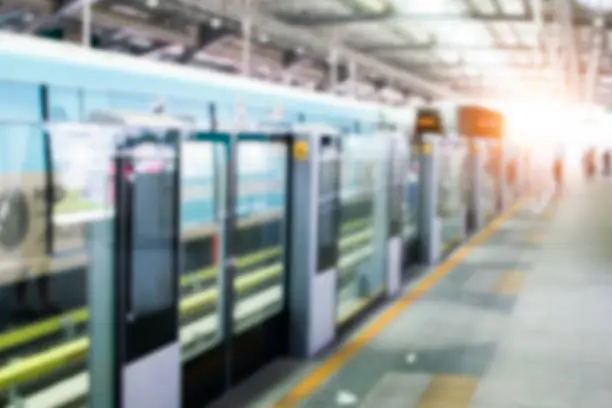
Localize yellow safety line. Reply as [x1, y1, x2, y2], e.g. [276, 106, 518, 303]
[272, 196, 532, 408]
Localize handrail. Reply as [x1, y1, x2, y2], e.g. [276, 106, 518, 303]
[0, 260, 282, 392]
[0, 219, 371, 356]
[0, 245, 283, 356]
[0, 243, 372, 393]
[339, 228, 371, 250]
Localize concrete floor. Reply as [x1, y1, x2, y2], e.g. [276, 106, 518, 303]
[210, 179, 612, 408]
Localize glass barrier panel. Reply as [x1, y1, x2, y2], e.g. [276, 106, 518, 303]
[232, 139, 288, 335]
[0, 124, 50, 340]
[0, 123, 228, 406]
[337, 136, 382, 324]
[317, 151, 341, 273]
[180, 134, 225, 359]
[404, 149, 420, 238]
[0, 122, 120, 406]
[482, 143, 499, 223]
[388, 145, 405, 238]
[437, 142, 468, 250]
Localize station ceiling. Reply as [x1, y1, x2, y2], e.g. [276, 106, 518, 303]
[0, 0, 610, 105]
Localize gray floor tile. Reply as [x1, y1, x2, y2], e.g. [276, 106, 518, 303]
[371, 303, 509, 350]
[358, 372, 431, 408]
[459, 260, 534, 271]
[463, 247, 531, 264]
[399, 342, 497, 377]
[462, 269, 506, 292]
[575, 389, 612, 408]
[420, 289, 517, 313]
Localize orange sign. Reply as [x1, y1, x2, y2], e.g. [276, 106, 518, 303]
[458, 106, 503, 139]
[414, 108, 443, 137]
[418, 117, 437, 128]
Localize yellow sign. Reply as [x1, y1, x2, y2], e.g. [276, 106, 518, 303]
[417, 117, 437, 128]
[293, 141, 309, 161]
[422, 143, 432, 155]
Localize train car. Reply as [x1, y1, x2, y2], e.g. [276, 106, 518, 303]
[0, 32, 417, 405]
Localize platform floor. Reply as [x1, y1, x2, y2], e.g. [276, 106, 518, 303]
[210, 180, 612, 408]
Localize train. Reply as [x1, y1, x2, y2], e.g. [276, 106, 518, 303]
[0, 32, 420, 406]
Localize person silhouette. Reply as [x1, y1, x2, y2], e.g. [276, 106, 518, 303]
[553, 156, 563, 196]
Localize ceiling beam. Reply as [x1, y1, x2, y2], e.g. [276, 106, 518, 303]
[177, 23, 233, 63]
[356, 43, 535, 53]
[553, 0, 580, 100]
[169, 0, 462, 98]
[585, 17, 605, 103]
[26, 0, 103, 33]
[21, 0, 197, 45]
[395, 60, 548, 71]
[273, 9, 612, 30]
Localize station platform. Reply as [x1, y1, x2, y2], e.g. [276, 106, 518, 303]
[209, 180, 612, 408]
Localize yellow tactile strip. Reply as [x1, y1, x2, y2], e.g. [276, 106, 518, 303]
[525, 231, 546, 244]
[415, 375, 479, 408]
[493, 270, 525, 295]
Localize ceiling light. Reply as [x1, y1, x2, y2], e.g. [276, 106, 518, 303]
[211, 18, 223, 29]
[575, 0, 612, 14]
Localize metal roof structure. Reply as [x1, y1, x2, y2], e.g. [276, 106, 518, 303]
[0, 0, 610, 105]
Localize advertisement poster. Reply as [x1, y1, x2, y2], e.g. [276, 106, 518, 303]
[48, 123, 116, 253]
[49, 124, 115, 220]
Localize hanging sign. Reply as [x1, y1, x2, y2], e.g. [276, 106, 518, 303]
[458, 105, 504, 139]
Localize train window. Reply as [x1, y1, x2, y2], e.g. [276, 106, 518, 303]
[0, 122, 110, 404]
[49, 87, 81, 121]
[82, 91, 157, 119]
[166, 97, 209, 125]
[108, 91, 156, 112]
[0, 81, 41, 122]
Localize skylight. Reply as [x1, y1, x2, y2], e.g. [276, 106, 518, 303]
[392, 0, 465, 15]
